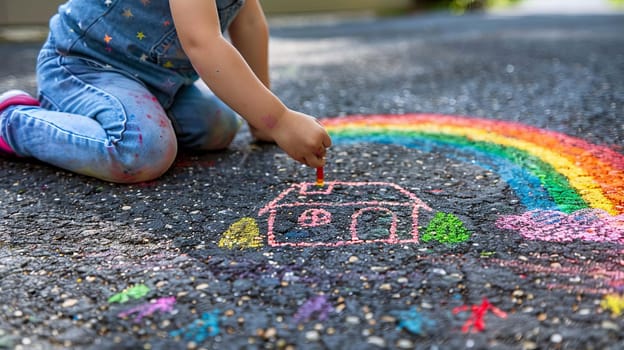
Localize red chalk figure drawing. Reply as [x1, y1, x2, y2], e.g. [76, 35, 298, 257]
[258, 181, 432, 247]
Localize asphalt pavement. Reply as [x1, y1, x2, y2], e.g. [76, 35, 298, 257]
[1, 4, 623, 350]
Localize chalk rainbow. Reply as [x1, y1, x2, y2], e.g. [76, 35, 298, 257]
[322, 114, 624, 215]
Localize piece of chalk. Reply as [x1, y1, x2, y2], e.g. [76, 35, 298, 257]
[316, 167, 324, 187]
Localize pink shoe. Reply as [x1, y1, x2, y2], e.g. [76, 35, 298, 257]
[0, 90, 40, 156]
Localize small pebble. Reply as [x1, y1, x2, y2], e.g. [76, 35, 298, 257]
[62, 299, 79, 308]
[346, 316, 360, 324]
[522, 341, 538, 350]
[348, 256, 359, 263]
[550, 334, 562, 343]
[156, 281, 168, 288]
[379, 283, 392, 291]
[264, 328, 276, 339]
[121, 205, 132, 211]
[431, 268, 446, 275]
[195, 283, 209, 290]
[367, 336, 386, 347]
[601, 320, 620, 331]
[396, 339, 414, 349]
[305, 330, 320, 341]
[381, 315, 396, 323]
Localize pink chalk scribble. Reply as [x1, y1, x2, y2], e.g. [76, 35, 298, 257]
[258, 182, 432, 247]
[118, 296, 176, 322]
[495, 209, 624, 244]
[490, 258, 624, 295]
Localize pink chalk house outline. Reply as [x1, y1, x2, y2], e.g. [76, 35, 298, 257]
[258, 181, 432, 247]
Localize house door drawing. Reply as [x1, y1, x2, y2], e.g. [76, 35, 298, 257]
[351, 207, 398, 242]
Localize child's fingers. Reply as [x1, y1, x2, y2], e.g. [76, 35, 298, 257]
[322, 133, 332, 148]
[314, 146, 326, 159]
[304, 152, 325, 168]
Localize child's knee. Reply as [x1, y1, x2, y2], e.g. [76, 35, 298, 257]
[106, 132, 178, 183]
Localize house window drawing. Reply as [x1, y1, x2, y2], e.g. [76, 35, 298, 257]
[258, 181, 433, 247]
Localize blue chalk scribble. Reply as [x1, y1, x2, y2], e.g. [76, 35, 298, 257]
[170, 310, 220, 343]
[392, 308, 436, 335]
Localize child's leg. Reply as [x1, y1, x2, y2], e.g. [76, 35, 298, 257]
[167, 79, 242, 151]
[1, 56, 178, 183]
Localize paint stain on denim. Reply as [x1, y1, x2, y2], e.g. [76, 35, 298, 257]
[158, 115, 169, 128]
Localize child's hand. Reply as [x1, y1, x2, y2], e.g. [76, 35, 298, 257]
[270, 109, 332, 168]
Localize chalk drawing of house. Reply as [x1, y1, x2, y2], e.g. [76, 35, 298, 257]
[258, 182, 432, 247]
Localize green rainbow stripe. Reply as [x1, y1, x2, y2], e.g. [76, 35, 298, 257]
[322, 114, 624, 215]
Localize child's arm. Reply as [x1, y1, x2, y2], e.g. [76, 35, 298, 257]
[227, 0, 270, 89]
[170, 0, 331, 167]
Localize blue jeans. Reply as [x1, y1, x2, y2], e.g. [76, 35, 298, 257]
[1, 41, 241, 183]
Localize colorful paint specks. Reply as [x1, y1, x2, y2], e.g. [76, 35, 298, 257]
[108, 284, 150, 304]
[491, 256, 624, 295]
[392, 308, 436, 335]
[453, 298, 507, 333]
[118, 296, 176, 322]
[421, 212, 471, 244]
[170, 311, 220, 342]
[601, 294, 624, 317]
[293, 295, 333, 323]
[218, 217, 263, 249]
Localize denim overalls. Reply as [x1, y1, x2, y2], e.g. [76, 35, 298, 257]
[0, 0, 245, 183]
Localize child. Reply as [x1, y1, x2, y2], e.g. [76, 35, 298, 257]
[0, 0, 331, 183]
